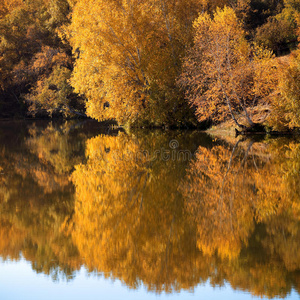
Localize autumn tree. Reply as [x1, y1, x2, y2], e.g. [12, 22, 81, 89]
[0, 0, 81, 117]
[179, 7, 277, 131]
[268, 53, 300, 129]
[253, 0, 300, 54]
[0, 0, 24, 19]
[67, 0, 205, 127]
[263, 6, 300, 130]
[255, 17, 295, 54]
[25, 63, 85, 117]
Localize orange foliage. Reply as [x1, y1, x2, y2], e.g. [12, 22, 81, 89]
[67, 0, 203, 126]
[182, 143, 257, 259]
[179, 7, 277, 128]
[70, 133, 205, 292]
[0, 122, 299, 297]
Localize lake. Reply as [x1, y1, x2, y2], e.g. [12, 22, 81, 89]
[0, 120, 299, 300]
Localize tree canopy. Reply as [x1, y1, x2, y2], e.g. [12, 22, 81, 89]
[179, 7, 277, 129]
[2, 0, 300, 130]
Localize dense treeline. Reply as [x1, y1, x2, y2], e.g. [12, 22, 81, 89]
[2, 0, 300, 129]
[0, 0, 83, 117]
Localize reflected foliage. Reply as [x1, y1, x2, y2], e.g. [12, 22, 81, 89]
[183, 137, 300, 298]
[70, 132, 205, 292]
[0, 122, 300, 297]
[0, 121, 91, 280]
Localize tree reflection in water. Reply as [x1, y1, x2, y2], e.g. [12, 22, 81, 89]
[0, 121, 300, 298]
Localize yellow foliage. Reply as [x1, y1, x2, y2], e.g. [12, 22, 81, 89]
[179, 7, 277, 127]
[0, 0, 23, 19]
[182, 144, 256, 260]
[67, 0, 202, 126]
[182, 137, 300, 266]
[0, 122, 87, 279]
[268, 50, 300, 129]
[70, 132, 208, 292]
[0, 124, 299, 296]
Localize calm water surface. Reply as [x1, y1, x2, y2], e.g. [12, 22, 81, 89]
[0, 120, 300, 300]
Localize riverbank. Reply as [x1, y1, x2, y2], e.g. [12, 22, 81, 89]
[206, 116, 300, 139]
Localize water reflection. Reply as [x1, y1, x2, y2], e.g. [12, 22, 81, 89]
[0, 121, 300, 298]
[0, 121, 89, 280]
[183, 138, 300, 298]
[70, 132, 203, 292]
